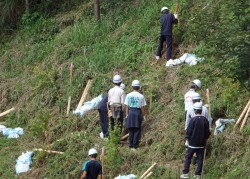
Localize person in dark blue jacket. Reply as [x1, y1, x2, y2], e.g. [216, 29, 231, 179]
[155, 6, 178, 62]
[181, 102, 211, 179]
[98, 90, 109, 139]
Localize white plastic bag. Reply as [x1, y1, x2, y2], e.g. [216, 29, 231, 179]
[114, 174, 137, 179]
[0, 125, 6, 133]
[16, 151, 34, 174]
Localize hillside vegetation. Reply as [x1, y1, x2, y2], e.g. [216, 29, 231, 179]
[0, 0, 249, 178]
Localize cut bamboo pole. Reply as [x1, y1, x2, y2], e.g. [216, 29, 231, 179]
[66, 96, 71, 116]
[77, 80, 93, 108]
[121, 133, 129, 140]
[140, 162, 157, 179]
[144, 171, 153, 179]
[0, 107, 15, 117]
[33, 148, 64, 154]
[101, 147, 105, 179]
[235, 100, 250, 127]
[240, 105, 250, 132]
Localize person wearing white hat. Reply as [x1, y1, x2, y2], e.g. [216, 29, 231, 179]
[155, 6, 178, 63]
[108, 75, 126, 133]
[181, 102, 210, 179]
[81, 148, 102, 179]
[124, 80, 147, 149]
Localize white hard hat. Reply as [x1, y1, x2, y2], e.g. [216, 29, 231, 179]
[113, 75, 122, 83]
[120, 83, 125, 90]
[193, 102, 203, 110]
[161, 7, 168, 12]
[192, 79, 202, 88]
[132, 80, 140, 87]
[88, 148, 98, 156]
[192, 92, 201, 100]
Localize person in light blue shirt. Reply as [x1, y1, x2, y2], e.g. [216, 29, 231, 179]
[124, 80, 146, 149]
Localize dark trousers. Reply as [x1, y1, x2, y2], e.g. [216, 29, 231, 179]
[156, 35, 172, 60]
[128, 127, 141, 148]
[110, 111, 123, 133]
[98, 109, 109, 137]
[183, 147, 205, 175]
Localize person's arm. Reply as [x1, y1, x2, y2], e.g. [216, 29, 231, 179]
[125, 105, 129, 117]
[81, 171, 87, 179]
[186, 117, 194, 140]
[172, 13, 178, 24]
[141, 106, 145, 116]
[185, 110, 191, 130]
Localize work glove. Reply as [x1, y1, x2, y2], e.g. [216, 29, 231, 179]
[174, 13, 178, 19]
[185, 140, 189, 147]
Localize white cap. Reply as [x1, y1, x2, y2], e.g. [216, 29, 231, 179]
[88, 148, 98, 156]
[193, 102, 202, 110]
[192, 79, 202, 88]
[192, 92, 201, 100]
[161, 7, 168, 12]
[113, 75, 122, 83]
[132, 80, 140, 87]
[120, 83, 125, 90]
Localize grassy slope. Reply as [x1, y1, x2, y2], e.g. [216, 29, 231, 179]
[0, 0, 249, 178]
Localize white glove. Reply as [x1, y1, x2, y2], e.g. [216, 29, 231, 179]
[174, 13, 178, 19]
[185, 140, 189, 147]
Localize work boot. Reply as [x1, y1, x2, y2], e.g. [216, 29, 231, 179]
[99, 132, 104, 139]
[180, 173, 188, 178]
[155, 56, 160, 60]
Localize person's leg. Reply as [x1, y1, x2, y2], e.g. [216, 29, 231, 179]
[133, 127, 140, 148]
[110, 117, 114, 131]
[195, 148, 205, 176]
[102, 110, 109, 137]
[183, 148, 195, 174]
[118, 110, 123, 133]
[166, 35, 173, 60]
[128, 128, 134, 148]
[156, 35, 165, 57]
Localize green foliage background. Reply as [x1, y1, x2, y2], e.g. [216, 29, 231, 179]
[0, 0, 249, 178]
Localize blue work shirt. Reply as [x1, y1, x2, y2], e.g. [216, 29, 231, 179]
[160, 13, 178, 35]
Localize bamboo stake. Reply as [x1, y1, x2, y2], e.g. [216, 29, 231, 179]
[66, 96, 71, 116]
[121, 133, 129, 140]
[144, 171, 153, 179]
[77, 80, 93, 108]
[140, 162, 157, 179]
[240, 105, 250, 132]
[0, 107, 15, 117]
[235, 100, 250, 127]
[33, 148, 64, 154]
[66, 63, 73, 116]
[101, 147, 105, 179]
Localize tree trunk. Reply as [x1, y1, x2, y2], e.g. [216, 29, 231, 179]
[25, 0, 29, 12]
[94, 0, 100, 21]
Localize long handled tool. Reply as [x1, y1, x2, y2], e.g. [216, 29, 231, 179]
[235, 100, 250, 127]
[240, 104, 250, 132]
[201, 148, 207, 179]
[66, 63, 73, 116]
[77, 80, 93, 108]
[101, 147, 105, 179]
[140, 162, 157, 179]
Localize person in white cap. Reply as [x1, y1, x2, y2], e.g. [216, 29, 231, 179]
[108, 75, 126, 133]
[155, 6, 178, 63]
[124, 80, 147, 149]
[181, 102, 210, 179]
[81, 148, 102, 179]
[185, 92, 210, 131]
[184, 79, 202, 121]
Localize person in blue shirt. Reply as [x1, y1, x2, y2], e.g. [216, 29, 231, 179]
[124, 80, 147, 149]
[155, 6, 178, 62]
[81, 148, 102, 179]
[98, 89, 109, 139]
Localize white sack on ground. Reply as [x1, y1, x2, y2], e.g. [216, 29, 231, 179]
[1, 127, 24, 139]
[214, 118, 235, 135]
[114, 174, 137, 179]
[0, 125, 6, 132]
[73, 94, 102, 116]
[15, 151, 34, 174]
[166, 53, 205, 67]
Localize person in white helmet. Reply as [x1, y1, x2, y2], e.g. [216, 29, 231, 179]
[155, 6, 178, 63]
[124, 80, 147, 149]
[108, 75, 126, 133]
[81, 148, 102, 179]
[184, 79, 202, 121]
[181, 102, 210, 179]
[185, 92, 210, 130]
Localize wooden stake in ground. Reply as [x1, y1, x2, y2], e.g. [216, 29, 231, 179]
[235, 100, 250, 127]
[201, 148, 207, 179]
[44, 131, 51, 152]
[144, 171, 153, 179]
[205, 89, 211, 117]
[240, 104, 250, 132]
[140, 162, 157, 179]
[121, 133, 129, 140]
[0, 107, 15, 117]
[33, 148, 64, 154]
[77, 80, 93, 108]
[101, 147, 105, 179]
[66, 63, 73, 116]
